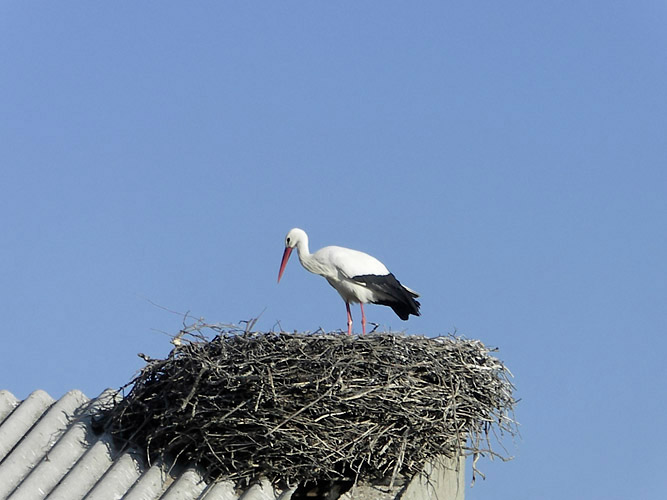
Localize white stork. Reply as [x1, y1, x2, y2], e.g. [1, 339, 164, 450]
[277, 228, 421, 335]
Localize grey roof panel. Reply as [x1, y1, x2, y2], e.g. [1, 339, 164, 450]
[0, 390, 88, 497]
[9, 390, 117, 500]
[47, 434, 116, 499]
[0, 390, 53, 462]
[0, 389, 463, 500]
[0, 390, 19, 424]
[121, 460, 169, 500]
[237, 480, 280, 500]
[198, 481, 238, 500]
[84, 450, 145, 499]
[0, 389, 253, 500]
[161, 467, 208, 499]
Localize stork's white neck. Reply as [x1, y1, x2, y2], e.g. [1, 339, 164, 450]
[294, 234, 315, 270]
[292, 231, 330, 277]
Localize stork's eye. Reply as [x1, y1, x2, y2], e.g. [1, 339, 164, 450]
[286, 237, 291, 244]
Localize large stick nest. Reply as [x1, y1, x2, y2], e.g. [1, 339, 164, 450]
[100, 324, 517, 486]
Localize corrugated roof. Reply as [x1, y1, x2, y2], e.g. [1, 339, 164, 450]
[0, 389, 464, 500]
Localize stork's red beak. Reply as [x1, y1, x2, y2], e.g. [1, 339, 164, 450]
[277, 246, 293, 283]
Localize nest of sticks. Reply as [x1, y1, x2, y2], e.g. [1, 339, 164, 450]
[100, 323, 517, 486]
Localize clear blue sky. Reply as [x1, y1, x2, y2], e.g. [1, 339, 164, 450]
[2, 2, 666, 499]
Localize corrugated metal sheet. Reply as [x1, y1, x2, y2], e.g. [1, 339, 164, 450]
[0, 389, 292, 500]
[0, 390, 463, 500]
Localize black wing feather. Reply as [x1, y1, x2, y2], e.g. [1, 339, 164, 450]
[352, 273, 421, 320]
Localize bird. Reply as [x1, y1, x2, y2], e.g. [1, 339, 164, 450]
[277, 228, 420, 335]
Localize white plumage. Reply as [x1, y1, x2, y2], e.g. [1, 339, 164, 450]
[277, 228, 420, 335]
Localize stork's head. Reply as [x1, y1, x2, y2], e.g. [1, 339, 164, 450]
[284, 227, 307, 248]
[278, 228, 308, 283]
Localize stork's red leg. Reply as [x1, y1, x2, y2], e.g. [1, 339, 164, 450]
[346, 302, 353, 335]
[360, 303, 366, 335]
